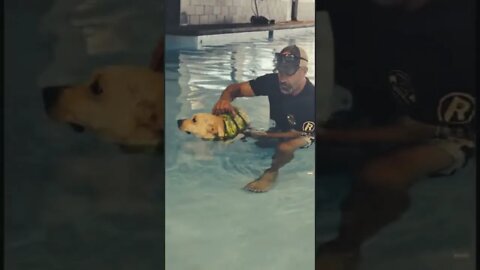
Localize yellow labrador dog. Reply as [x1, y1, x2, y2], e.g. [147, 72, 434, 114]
[177, 108, 250, 141]
[43, 40, 164, 152]
[43, 65, 164, 151]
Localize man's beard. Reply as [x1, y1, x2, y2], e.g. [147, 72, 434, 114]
[280, 83, 294, 95]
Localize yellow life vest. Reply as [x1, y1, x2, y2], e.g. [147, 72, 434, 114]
[218, 109, 249, 140]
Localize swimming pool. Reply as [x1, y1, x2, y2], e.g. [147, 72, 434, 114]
[165, 29, 316, 270]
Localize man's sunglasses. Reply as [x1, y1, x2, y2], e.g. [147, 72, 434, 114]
[274, 53, 308, 76]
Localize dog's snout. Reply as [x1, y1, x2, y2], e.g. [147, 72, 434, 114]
[177, 119, 184, 128]
[42, 85, 68, 113]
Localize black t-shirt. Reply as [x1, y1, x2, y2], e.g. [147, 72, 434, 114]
[249, 73, 316, 133]
[328, 0, 476, 133]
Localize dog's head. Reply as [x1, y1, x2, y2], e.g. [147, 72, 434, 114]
[42, 66, 164, 151]
[178, 108, 250, 140]
[177, 113, 225, 140]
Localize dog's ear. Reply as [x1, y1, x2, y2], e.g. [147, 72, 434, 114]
[208, 123, 218, 135]
[215, 123, 225, 138]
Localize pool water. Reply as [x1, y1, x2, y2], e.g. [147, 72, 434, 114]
[165, 30, 316, 270]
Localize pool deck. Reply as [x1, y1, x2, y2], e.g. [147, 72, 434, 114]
[166, 20, 315, 50]
[167, 20, 314, 36]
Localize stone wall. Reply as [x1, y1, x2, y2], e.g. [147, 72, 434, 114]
[179, 0, 314, 25]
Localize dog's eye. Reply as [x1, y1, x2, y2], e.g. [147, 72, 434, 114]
[186, 131, 191, 134]
[192, 116, 197, 123]
[90, 80, 103, 95]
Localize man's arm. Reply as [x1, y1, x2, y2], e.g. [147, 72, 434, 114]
[316, 117, 440, 143]
[219, 82, 255, 101]
[212, 82, 255, 115]
[247, 129, 308, 139]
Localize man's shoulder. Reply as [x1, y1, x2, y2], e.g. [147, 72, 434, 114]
[248, 73, 278, 96]
[252, 73, 277, 81]
[249, 73, 277, 84]
[260, 73, 277, 79]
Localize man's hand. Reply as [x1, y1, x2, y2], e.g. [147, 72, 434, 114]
[212, 99, 236, 115]
[212, 82, 255, 115]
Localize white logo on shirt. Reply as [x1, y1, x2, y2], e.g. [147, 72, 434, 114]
[302, 121, 315, 132]
[287, 114, 296, 126]
[388, 70, 416, 105]
[437, 92, 475, 124]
